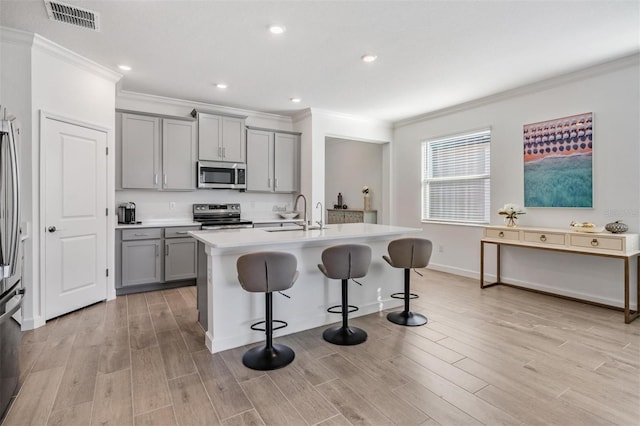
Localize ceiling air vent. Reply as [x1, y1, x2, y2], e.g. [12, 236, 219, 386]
[44, 0, 100, 31]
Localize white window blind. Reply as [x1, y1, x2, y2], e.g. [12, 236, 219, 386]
[422, 129, 491, 223]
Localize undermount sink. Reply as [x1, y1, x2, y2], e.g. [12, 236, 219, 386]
[265, 225, 331, 232]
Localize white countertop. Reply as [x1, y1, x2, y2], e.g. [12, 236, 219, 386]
[115, 220, 201, 229]
[189, 223, 421, 249]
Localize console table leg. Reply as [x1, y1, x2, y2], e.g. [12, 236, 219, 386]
[496, 244, 501, 283]
[480, 241, 485, 288]
[625, 257, 630, 323]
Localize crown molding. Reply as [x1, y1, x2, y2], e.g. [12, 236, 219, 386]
[1, 26, 121, 83]
[291, 108, 312, 123]
[0, 26, 35, 46]
[116, 89, 293, 125]
[395, 51, 640, 129]
[29, 33, 122, 83]
[310, 107, 392, 128]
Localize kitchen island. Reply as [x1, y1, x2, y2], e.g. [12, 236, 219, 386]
[189, 223, 421, 353]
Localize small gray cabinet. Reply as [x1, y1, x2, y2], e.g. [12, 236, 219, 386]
[121, 229, 162, 287]
[246, 128, 300, 193]
[165, 227, 198, 281]
[196, 112, 246, 163]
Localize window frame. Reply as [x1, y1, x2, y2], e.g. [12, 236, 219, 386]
[421, 129, 491, 225]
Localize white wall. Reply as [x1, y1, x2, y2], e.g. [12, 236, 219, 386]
[325, 137, 384, 220]
[392, 54, 640, 308]
[1, 28, 120, 328]
[294, 108, 393, 223]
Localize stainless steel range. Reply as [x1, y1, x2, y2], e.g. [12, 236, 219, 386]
[193, 203, 253, 230]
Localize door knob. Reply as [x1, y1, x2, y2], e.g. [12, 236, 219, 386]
[48, 226, 56, 233]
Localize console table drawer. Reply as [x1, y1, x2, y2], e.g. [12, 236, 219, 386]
[523, 231, 566, 246]
[485, 228, 519, 241]
[570, 235, 623, 251]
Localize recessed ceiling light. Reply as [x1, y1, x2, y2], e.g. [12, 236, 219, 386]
[290, 97, 301, 103]
[118, 64, 132, 71]
[361, 54, 378, 63]
[216, 83, 228, 89]
[269, 25, 286, 34]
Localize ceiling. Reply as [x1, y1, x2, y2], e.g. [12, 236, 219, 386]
[1, 1, 639, 122]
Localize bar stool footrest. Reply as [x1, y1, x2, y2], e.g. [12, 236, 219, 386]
[327, 304, 359, 315]
[242, 343, 295, 371]
[387, 310, 428, 327]
[323, 325, 367, 346]
[390, 292, 419, 300]
[250, 319, 288, 332]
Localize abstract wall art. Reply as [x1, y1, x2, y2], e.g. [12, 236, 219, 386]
[523, 112, 593, 208]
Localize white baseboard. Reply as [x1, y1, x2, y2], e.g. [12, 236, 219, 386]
[21, 314, 46, 331]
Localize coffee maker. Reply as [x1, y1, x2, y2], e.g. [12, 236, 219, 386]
[118, 202, 136, 224]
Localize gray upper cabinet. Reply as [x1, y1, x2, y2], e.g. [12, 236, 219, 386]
[274, 133, 298, 192]
[246, 129, 273, 191]
[197, 112, 246, 163]
[246, 128, 300, 193]
[119, 112, 196, 191]
[121, 113, 161, 189]
[162, 119, 196, 190]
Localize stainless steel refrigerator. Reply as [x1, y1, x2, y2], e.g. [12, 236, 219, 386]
[0, 109, 24, 418]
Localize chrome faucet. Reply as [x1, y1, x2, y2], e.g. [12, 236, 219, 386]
[315, 201, 324, 229]
[294, 194, 308, 231]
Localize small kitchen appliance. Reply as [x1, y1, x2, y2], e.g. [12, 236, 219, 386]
[197, 161, 246, 190]
[118, 202, 136, 224]
[193, 203, 253, 230]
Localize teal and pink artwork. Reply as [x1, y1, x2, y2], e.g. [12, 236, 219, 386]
[523, 113, 593, 208]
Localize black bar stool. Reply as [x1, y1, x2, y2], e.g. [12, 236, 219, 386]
[318, 244, 372, 345]
[236, 251, 299, 370]
[383, 238, 432, 326]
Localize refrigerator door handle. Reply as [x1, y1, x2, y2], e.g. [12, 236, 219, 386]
[0, 288, 24, 325]
[8, 118, 20, 278]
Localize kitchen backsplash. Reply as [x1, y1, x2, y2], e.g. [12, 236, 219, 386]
[115, 190, 296, 221]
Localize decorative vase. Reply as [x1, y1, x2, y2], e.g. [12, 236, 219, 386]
[364, 193, 371, 211]
[605, 220, 628, 234]
[505, 216, 518, 227]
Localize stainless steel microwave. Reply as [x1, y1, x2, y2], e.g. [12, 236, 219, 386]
[197, 161, 246, 190]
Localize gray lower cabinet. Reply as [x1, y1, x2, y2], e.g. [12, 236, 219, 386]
[122, 239, 162, 286]
[116, 226, 199, 295]
[165, 237, 197, 281]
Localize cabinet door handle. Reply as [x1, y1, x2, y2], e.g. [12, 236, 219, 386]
[218, 147, 222, 158]
[268, 178, 272, 188]
[163, 174, 167, 185]
[154, 174, 158, 185]
[155, 245, 159, 257]
[175, 231, 188, 235]
[274, 178, 278, 189]
[498, 231, 504, 238]
[166, 244, 169, 256]
[134, 233, 148, 237]
[591, 239, 599, 247]
[540, 235, 547, 242]
[222, 147, 226, 158]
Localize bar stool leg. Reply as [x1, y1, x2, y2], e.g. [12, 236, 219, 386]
[323, 279, 367, 345]
[387, 269, 428, 326]
[242, 293, 295, 370]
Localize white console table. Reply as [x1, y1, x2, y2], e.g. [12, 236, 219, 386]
[480, 226, 640, 324]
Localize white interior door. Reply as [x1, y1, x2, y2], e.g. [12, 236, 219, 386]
[44, 117, 107, 320]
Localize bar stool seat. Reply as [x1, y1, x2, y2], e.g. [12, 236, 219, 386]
[237, 251, 298, 370]
[383, 238, 432, 326]
[318, 244, 371, 345]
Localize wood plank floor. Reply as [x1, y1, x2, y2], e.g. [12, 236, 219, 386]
[3, 269, 639, 425]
